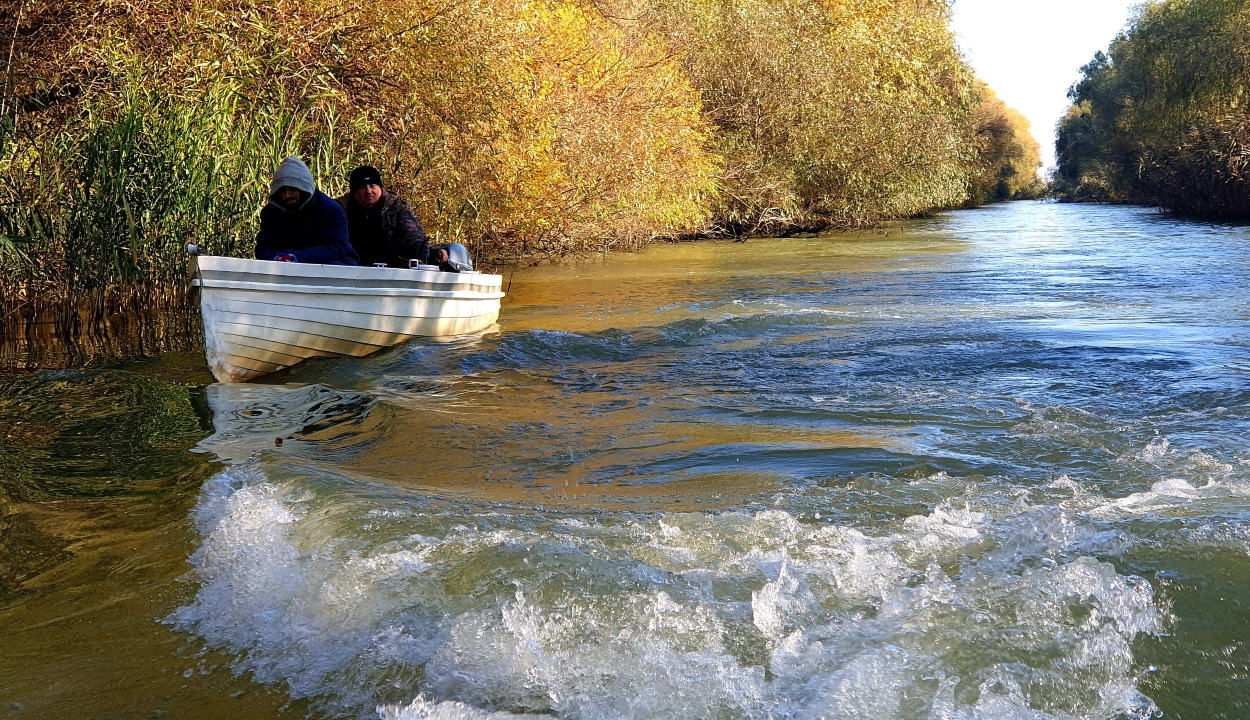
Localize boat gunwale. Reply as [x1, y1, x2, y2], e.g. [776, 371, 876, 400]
[194, 255, 502, 287]
[194, 278, 506, 300]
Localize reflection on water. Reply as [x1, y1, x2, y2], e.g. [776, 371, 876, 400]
[6, 203, 1250, 718]
[199, 384, 390, 464]
[0, 293, 203, 372]
[0, 361, 300, 718]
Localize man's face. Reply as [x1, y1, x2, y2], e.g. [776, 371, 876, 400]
[353, 183, 383, 208]
[279, 186, 303, 208]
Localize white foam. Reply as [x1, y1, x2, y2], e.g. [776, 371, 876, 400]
[1091, 477, 1250, 518]
[1116, 437, 1240, 497]
[171, 462, 1168, 719]
[1181, 522, 1250, 556]
[1137, 437, 1171, 464]
[752, 560, 818, 638]
[380, 696, 545, 720]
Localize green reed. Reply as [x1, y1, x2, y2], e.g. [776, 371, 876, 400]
[0, 81, 366, 363]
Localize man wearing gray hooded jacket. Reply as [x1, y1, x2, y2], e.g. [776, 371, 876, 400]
[254, 156, 359, 265]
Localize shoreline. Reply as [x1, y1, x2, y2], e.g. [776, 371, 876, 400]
[1, 199, 1081, 374]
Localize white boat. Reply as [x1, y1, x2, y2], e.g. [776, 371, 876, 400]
[191, 253, 505, 383]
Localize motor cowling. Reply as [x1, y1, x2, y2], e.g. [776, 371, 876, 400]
[445, 243, 473, 271]
[429, 243, 473, 272]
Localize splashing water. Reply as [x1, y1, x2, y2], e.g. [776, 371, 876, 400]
[166, 458, 1171, 719]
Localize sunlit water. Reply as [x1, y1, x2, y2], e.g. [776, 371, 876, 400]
[4, 202, 1250, 719]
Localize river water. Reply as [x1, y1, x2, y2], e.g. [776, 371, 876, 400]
[3, 201, 1250, 719]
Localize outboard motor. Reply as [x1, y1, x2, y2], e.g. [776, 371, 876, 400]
[445, 243, 473, 272]
[427, 243, 473, 273]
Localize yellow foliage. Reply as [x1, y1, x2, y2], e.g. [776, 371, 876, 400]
[3, 0, 718, 262]
[615, 0, 982, 229]
[967, 83, 1045, 204]
[364, 0, 721, 254]
[0, 0, 1016, 300]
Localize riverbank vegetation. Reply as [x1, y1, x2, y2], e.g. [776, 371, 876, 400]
[0, 0, 1039, 362]
[1054, 0, 1250, 216]
[967, 83, 1046, 205]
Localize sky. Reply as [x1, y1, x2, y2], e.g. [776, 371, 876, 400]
[949, 0, 1141, 170]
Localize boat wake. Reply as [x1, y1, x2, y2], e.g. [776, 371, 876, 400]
[167, 459, 1171, 720]
[196, 383, 390, 463]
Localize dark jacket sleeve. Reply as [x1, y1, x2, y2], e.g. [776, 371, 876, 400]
[293, 192, 359, 266]
[393, 203, 430, 264]
[254, 206, 284, 260]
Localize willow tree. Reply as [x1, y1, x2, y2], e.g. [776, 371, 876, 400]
[611, 0, 984, 232]
[967, 83, 1045, 205]
[1055, 0, 1250, 216]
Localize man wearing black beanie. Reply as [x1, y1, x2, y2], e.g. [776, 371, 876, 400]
[337, 165, 446, 268]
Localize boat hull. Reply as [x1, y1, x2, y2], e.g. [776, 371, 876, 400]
[194, 256, 504, 383]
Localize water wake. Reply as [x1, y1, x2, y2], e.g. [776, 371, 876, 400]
[168, 461, 1169, 719]
[196, 383, 389, 463]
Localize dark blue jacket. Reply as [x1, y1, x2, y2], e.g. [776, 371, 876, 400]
[254, 190, 359, 265]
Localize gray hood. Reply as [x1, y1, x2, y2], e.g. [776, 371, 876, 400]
[269, 156, 316, 209]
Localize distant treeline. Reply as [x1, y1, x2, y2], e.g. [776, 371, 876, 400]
[967, 82, 1045, 207]
[1055, 0, 1250, 216]
[0, 0, 1039, 329]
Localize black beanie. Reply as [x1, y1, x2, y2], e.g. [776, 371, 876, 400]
[349, 165, 383, 191]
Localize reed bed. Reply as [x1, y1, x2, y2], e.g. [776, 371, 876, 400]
[0, 0, 1040, 367]
[0, 82, 366, 367]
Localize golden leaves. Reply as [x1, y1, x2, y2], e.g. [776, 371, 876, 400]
[1, 0, 1002, 275]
